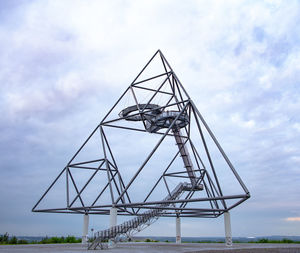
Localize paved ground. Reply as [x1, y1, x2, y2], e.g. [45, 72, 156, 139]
[0, 243, 300, 253]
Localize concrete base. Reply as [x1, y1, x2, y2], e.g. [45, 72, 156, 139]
[82, 214, 89, 244]
[176, 217, 181, 243]
[224, 211, 232, 246]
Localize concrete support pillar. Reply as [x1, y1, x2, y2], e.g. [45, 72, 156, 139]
[82, 214, 89, 244]
[108, 207, 117, 248]
[176, 216, 181, 243]
[224, 212, 232, 246]
[109, 207, 117, 227]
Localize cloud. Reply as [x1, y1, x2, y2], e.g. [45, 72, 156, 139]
[0, 0, 300, 237]
[285, 217, 300, 222]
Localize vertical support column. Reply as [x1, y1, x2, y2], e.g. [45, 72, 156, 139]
[224, 212, 232, 246]
[108, 207, 117, 248]
[82, 214, 89, 244]
[176, 216, 181, 243]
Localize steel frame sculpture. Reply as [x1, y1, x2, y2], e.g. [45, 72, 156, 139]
[32, 50, 250, 220]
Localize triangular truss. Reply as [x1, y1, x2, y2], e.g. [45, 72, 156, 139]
[33, 50, 250, 218]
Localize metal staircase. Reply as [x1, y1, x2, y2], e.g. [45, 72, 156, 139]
[172, 128, 197, 186]
[172, 128, 203, 190]
[88, 126, 204, 250]
[88, 182, 189, 250]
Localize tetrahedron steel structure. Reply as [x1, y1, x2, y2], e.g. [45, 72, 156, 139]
[33, 50, 250, 221]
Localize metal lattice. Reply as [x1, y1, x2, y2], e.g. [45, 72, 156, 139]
[32, 50, 250, 248]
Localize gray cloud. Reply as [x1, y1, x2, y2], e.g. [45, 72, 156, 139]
[0, 0, 299, 237]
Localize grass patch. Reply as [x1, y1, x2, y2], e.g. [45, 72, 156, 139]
[249, 238, 300, 244]
[0, 233, 81, 245]
[144, 238, 159, 242]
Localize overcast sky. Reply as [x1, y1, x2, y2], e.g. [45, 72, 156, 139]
[0, 0, 300, 238]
